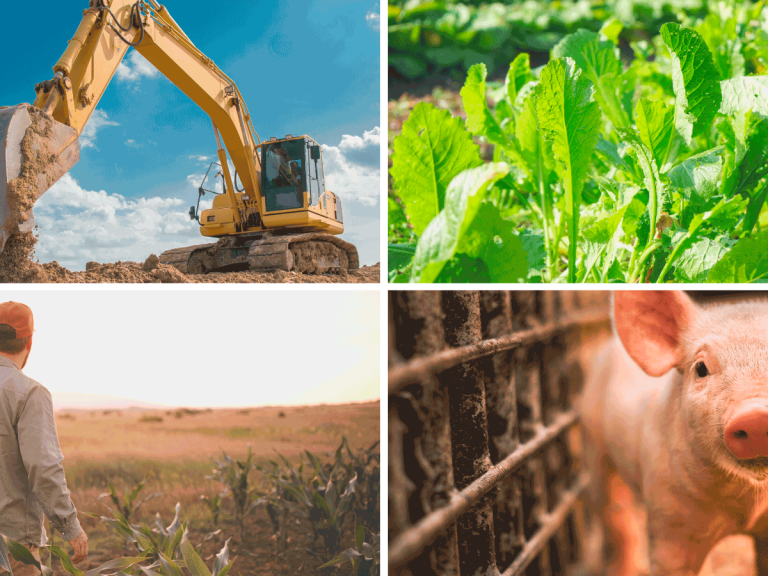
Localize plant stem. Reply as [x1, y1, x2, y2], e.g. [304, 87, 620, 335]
[655, 236, 688, 283]
[629, 240, 661, 283]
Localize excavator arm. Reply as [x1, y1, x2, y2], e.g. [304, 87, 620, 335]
[0, 0, 262, 250]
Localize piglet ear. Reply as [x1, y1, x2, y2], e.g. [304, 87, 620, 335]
[613, 291, 698, 377]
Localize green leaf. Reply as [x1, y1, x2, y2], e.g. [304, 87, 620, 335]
[719, 76, 768, 117]
[599, 18, 623, 44]
[688, 195, 748, 236]
[462, 64, 510, 146]
[180, 532, 212, 576]
[388, 197, 407, 227]
[505, 53, 532, 103]
[462, 64, 528, 173]
[535, 57, 601, 282]
[355, 524, 365, 551]
[6, 538, 53, 576]
[635, 98, 676, 170]
[673, 237, 728, 282]
[83, 557, 148, 576]
[515, 90, 550, 180]
[158, 552, 185, 576]
[668, 148, 724, 203]
[457, 202, 528, 282]
[388, 244, 416, 273]
[391, 102, 483, 236]
[411, 163, 509, 282]
[660, 23, 722, 144]
[212, 539, 232, 576]
[616, 128, 665, 249]
[707, 229, 768, 282]
[520, 230, 546, 280]
[552, 29, 629, 128]
[47, 546, 84, 576]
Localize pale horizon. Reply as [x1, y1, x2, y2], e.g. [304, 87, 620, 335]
[0, 289, 380, 409]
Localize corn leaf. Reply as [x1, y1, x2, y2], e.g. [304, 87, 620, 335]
[180, 532, 211, 576]
[83, 556, 149, 576]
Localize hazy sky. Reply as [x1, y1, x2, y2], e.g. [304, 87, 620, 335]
[0, 0, 380, 268]
[0, 289, 379, 409]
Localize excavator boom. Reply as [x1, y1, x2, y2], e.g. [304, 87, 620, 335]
[0, 0, 356, 273]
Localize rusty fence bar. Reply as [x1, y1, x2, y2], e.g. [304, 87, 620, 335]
[388, 309, 610, 395]
[501, 472, 591, 576]
[389, 409, 580, 568]
[389, 291, 612, 576]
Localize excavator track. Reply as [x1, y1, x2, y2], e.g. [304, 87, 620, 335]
[248, 233, 359, 274]
[158, 233, 359, 275]
[157, 243, 218, 274]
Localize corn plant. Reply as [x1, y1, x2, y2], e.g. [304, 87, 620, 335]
[208, 445, 258, 540]
[86, 502, 236, 576]
[98, 473, 160, 522]
[319, 524, 379, 576]
[327, 439, 380, 533]
[253, 437, 381, 560]
[201, 493, 224, 526]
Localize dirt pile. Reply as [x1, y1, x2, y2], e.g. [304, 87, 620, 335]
[0, 233, 379, 283]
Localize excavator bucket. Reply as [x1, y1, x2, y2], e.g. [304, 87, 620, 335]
[0, 104, 79, 251]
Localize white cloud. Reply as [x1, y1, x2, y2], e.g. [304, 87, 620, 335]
[80, 109, 119, 150]
[322, 127, 380, 206]
[116, 50, 160, 83]
[33, 174, 200, 270]
[189, 155, 213, 163]
[366, 5, 380, 30]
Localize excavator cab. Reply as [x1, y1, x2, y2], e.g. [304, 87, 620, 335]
[258, 135, 344, 234]
[262, 138, 308, 212]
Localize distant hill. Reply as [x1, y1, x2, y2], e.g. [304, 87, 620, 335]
[52, 391, 168, 411]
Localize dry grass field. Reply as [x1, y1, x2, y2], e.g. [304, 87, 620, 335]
[50, 401, 380, 576]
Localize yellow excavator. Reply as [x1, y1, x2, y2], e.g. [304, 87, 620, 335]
[0, 0, 359, 274]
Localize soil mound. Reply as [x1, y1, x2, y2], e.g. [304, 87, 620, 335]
[0, 233, 379, 284]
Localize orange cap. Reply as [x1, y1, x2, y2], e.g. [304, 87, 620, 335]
[0, 302, 33, 339]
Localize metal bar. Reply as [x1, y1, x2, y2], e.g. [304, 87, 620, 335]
[442, 292, 498, 576]
[501, 472, 591, 576]
[389, 409, 579, 569]
[389, 310, 610, 394]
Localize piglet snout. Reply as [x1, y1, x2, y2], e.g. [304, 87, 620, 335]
[724, 403, 768, 459]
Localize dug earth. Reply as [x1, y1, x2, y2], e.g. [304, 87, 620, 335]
[0, 232, 379, 284]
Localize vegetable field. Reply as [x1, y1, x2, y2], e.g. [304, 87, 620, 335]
[388, 0, 768, 282]
[1, 403, 379, 576]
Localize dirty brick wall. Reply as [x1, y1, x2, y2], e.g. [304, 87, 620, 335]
[389, 291, 611, 576]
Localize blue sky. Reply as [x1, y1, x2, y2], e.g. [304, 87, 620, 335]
[0, 0, 380, 269]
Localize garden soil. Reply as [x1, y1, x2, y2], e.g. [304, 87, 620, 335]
[0, 232, 378, 283]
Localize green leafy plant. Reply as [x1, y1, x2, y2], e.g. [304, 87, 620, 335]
[201, 493, 224, 526]
[388, 0, 712, 80]
[0, 503, 234, 576]
[319, 524, 380, 576]
[253, 438, 381, 564]
[389, 1, 768, 283]
[208, 445, 258, 541]
[87, 502, 236, 576]
[98, 473, 160, 522]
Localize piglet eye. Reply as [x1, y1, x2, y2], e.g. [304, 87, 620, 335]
[696, 362, 709, 378]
